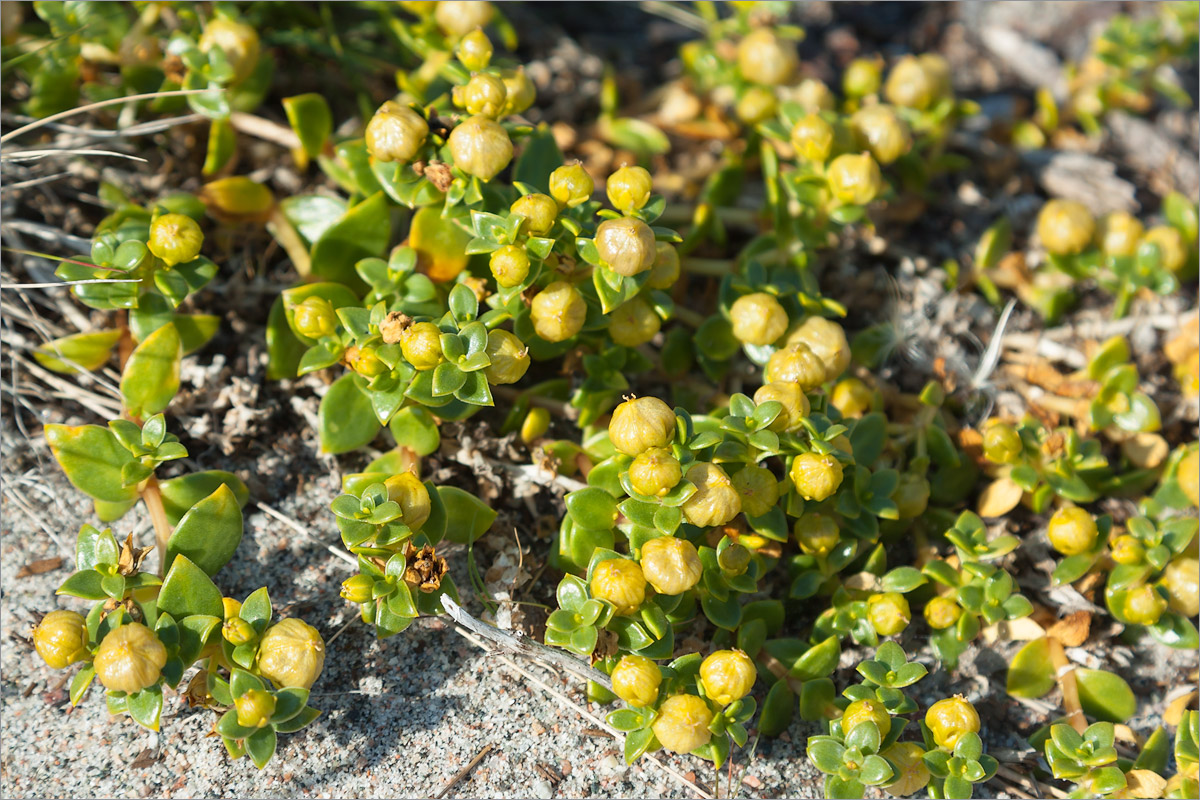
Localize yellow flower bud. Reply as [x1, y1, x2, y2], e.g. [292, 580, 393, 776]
[1109, 534, 1145, 566]
[884, 55, 940, 110]
[629, 447, 682, 497]
[456, 72, 507, 118]
[827, 153, 883, 206]
[925, 696, 980, 749]
[795, 511, 840, 556]
[700, 649, 756, 705]
[754, 381, 810, 433]
[456, 29, 493, 71]
[1163, 557, 1199, 618]
[235, 687, 276, 728]
[199, 17, 260, 85]
[199, 176, 274, 223]
[790, 453, 844, 502]
[788, 317, 851, 381]
[384, 472, 432, 531]
[646, 242, 681, 289]
[737, 29, 796, 86]
[611, 654, 662, 708]
[510, 193, 558, 236]
[434, 0, 494, 36]
[730, 292, 788, 346]
[33, 610, 89, 670]
[1047, 507, 1098, 556]
[609, 396, 677, 457]
[795, 78, 835, 113]
[1143, 225, 1187, 273]
[590, 558, 646, 616]
[608, 297, 661, 349]
[482, 329, 530, 385]
[732, 464, 780, 518]
[843, 698, 891, 739]
[341, 574, 374, 604]
[595, 216, 657, 277]
[256, 618, 326, 689]
[94, 623, 167, 694]
[924, 596, 962, 630]
[1037, 200, 1096, 256]
[1123, 584, 1168, 625]
[521, 406, 550, 444]
[982, 422, 1022, 464]
[222, 617, 256, 646]
[293, 296, 337, 339]
[682, 462, 742, 528]
[831, 377, 872, 418]
[851, 105, 912, 166]
[884, 741, 932, 797]
[148, 213, 203, 267]
[607, 165, 653, 213]
[1179, 449, 1199, 508]
[448, 116, 513, 181]
[365, 102, 429, 163]
[499, 67, 536, 116]
[652, 694, 713, 754]
[530, 280, 587, 342]
[640, 536, 703, 596]
[489, 244, 530, 288]
[844, 57, 882, 98]
[791, 114, 834, 163]
[892, 473, 930, 519]
[868, 592, 912, 636]
[400, 321, 444, 370]
[765, 342, 827, 390]
[549, 163, 594, 208]
[1097, 212, 1144, 258]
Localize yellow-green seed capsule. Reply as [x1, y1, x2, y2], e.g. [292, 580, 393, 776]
[1143, 225, 1187, 273]
[732, 464, 779, 518]
[606, 165, 654, 213]
[93, 623, 167, 694]
[718, 544, 752, 576]
[499, 67, 536, 116]
[483, 329, 530, 385]
[1179, 449, 1199, 508]
[609, 396, 677, 456]
[235, 688, 277, 729]
[795, 78, 835, 113]
[868, 592, 912, 636]
[753, 381, 810, 433]
[794, 511, 840, 556]
[434, 0, 494, 36]
[1109, 534, 1145, 566]
[33, 610, 89, 670]
[737, 28, 797, 86]
[510, 193, 558, 236]
[590, 558, 646, 616]
[736, 86, 778, 126]
[256, 618, 326, 689]
[791, 113, 834, 163]
[884, 741, 932, 797]
[892, 473, 930, 519]
[827, 152, 883, 206]
[884, 54, 942, 110]
[844, 57, 882, 98]
[489, 245, 530, 288]
[831, 377, 873, 418]
[982, 422, 1022, 464]
[199, 17, 260, 84]
[520, 406, 551, 444]
[925, 696, 980, 749]
[765, 342, 827, 390]
[1097, 211, 1144, 258]
[924, 596, 962, 630]
[400, 321, 444, 370]
[700, 649, 756, 705]
[350, 345, 388, 378]
[222, 617, 256, 646]
[365, 101, 429, 163]
[646, 242, 680, 289]
[456, 72, 508, 118]
[843, 698, 891, 739]
[652, 694, 713, 754]
[456, 29, 493, 71]
[608, 297, 661, 349]
[549, 163, 594, 208]
[1163, 557, 1199, 618]
[448, 116, 513, 181]
[730, 292, 788, 346]
[384, 472, 432, 531]
[148, 213, 203, 267]
[851, 105, 912, 165]
[611, 654, 662, 708]
[341, 574, 374, 604]
[639, 536, 703, 596]
[595, 216, 657, 277]
[1047, 506, 1098, 556]
[681, 462, 742, 528]
[1123, 584, 1167, 625]
[293, 296, 337, 339]
[628, 447, 682, 497]
[790, 452, 844, 502]
[530, 280, 587, 343]
[1037, 199, 1096, 256]
[787, 317, 851, 381]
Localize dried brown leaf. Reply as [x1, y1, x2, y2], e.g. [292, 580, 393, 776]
[15, 557, 63, 578]
[1123, 769, 1167, 799]
[1047, 610, 1092, 647]
[1121, 433, 1169, 470]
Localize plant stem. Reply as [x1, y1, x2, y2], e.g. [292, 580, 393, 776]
[672, 305, 705, 329]
[141, 476, 173, 577]
[267, 206, 312, 278]
[682, 257, 733, 277]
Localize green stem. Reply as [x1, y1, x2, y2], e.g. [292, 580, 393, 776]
[681, 257, 733, 277]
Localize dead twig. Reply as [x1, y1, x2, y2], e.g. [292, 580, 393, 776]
[434, 744, 495, 799]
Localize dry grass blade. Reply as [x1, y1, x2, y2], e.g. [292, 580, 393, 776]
[0, 88, 209, 143]
[256, 501, 358, 567]
[0, 172, 71, 192]
[2, 279, 140, 290]
[1, 149, 148, 163]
